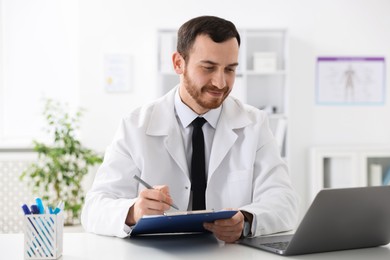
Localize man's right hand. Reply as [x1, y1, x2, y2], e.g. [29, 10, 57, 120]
[125, 185, 173, 226]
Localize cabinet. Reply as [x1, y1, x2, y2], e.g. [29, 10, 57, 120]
[157, 29, 289, 159]
[310, 146, 390, 201]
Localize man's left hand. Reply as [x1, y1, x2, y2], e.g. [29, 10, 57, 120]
[203, 210, 244, 243]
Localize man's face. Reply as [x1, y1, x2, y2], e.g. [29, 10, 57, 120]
[178, 34, 239, 114]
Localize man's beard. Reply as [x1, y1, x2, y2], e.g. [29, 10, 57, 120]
[183, 71, 231, 110]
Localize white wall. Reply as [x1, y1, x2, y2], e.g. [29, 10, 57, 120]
[79, 0, 390, 212]
[0, 0, 79, 146]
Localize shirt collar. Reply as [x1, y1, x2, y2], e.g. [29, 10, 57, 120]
[174, 89, 221, 129]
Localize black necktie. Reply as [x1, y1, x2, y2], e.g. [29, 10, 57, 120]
[191, 117, 207, 210]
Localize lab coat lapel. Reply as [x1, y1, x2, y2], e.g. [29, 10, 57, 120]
[146, 88, 189, 178]
[208, 98, 252, 180]
[208, 118, 236, 178]
[164, 128, 189, 177]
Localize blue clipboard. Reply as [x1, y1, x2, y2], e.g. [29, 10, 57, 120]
[131, 210, 238, 236]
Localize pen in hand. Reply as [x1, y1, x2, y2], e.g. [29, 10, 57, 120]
[133, 175, 179, 210]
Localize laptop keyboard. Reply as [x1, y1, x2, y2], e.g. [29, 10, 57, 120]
[261, 241, 289, 250]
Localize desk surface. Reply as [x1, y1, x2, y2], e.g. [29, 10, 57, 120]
[2, 233, 390, 259]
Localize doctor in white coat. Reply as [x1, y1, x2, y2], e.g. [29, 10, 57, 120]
[81, 16, 298, 243]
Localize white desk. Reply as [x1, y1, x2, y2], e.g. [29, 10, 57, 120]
[2, 233, 390, 259]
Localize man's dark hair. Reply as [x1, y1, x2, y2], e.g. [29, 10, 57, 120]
[177, 16, 240, 61]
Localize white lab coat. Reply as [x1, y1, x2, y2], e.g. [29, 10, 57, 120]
[81, 87, 299, 238]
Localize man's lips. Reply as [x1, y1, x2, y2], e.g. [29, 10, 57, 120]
[207, 90, 224, 96]
[203, 87, 228, 97]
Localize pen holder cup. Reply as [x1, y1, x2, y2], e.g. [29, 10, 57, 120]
[24, 214, 64, 259]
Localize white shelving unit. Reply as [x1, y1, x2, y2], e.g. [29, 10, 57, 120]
[157, 29, 289, 159]
[309, 146, 390, 201]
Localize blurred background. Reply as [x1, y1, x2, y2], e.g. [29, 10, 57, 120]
[1, 0, 390, 232]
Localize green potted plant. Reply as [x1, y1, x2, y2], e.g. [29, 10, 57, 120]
[21, 99, 103, 225]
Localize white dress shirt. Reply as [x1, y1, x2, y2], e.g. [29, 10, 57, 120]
[174, 90, 221, 210]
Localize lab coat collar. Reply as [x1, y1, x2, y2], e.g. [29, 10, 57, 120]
[146, 87, 189, 176]
[145, 87, 177, 136]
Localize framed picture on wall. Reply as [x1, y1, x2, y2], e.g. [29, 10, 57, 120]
[104, 54, 133, 93]
[316, 57, 386, 105]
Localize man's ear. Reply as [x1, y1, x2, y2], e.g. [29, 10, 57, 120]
[172, 52, 185, 74]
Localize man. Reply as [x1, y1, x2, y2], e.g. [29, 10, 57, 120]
[81, 15, 298, 243]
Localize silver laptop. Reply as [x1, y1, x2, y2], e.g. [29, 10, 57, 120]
[239, 186, 390, 255]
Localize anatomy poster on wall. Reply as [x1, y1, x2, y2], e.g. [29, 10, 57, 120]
[316, 57, 386, 105]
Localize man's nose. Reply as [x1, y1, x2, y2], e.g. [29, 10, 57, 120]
[211, 70, 226, 89]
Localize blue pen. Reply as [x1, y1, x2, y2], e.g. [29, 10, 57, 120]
[30, 205, 40, 215]
[22, 205, 39, 236]
[35, 198, 45, 214]
[53, 201, 64, 215]
[21, 204, 44, 256]
[22, 204, 31, 215]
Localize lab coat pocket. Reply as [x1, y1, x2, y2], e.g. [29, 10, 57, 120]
[226, 170, 252, 207]
[227, 169, 251, 182]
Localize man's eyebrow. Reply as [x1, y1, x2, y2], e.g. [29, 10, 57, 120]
[200, 60, 239, 67]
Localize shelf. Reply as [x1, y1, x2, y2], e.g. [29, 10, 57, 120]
[310, 146, 390, 202]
